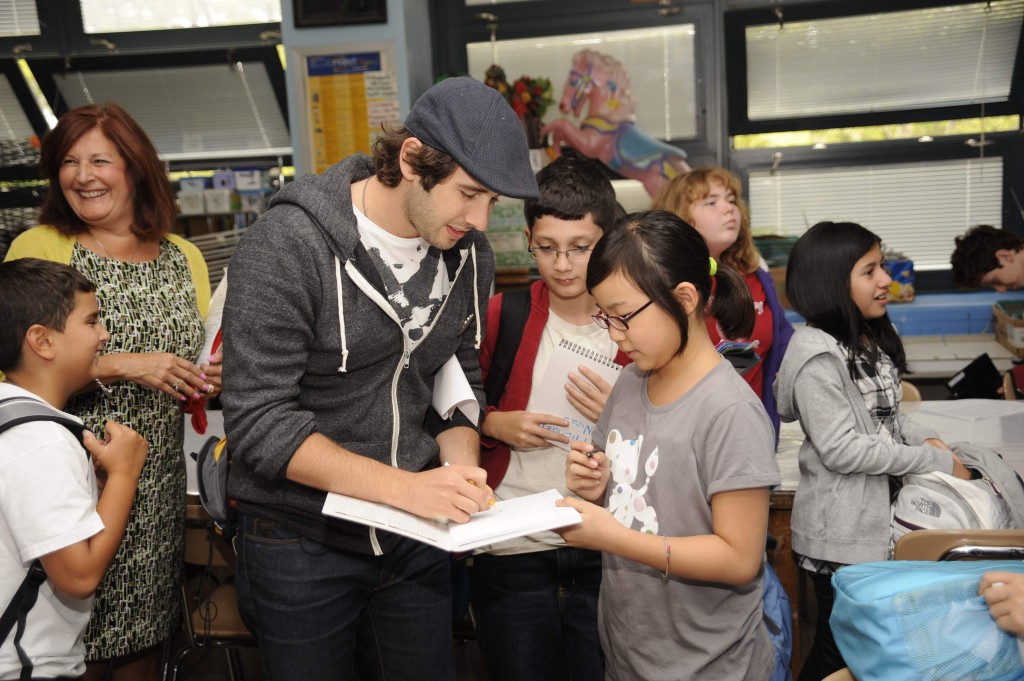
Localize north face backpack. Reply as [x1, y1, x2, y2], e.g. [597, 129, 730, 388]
[892, 443, 1024, 548]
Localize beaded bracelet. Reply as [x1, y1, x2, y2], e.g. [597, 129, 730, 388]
[661, 535, 671, 584]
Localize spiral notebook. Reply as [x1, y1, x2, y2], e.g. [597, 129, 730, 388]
[531, 338, 623, 447]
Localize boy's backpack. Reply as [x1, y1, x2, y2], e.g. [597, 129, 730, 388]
[831, 559, 1024, 681]
[891, 443, 1024, 547]
[762, 561, 794, 681]
[0, 396, 87, 677]
[483, 287, 532, 407]
[193, 435, 237, 541]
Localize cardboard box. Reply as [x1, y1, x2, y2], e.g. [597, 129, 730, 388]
[884, 259, 915, 302]
[993, 301, 1024, 357]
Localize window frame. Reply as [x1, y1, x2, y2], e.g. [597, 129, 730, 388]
[0, 1, 279, 57]
[0, 59, 48, 139]
[731, 132, 1020, 290]
[26, 46, 290, 168]
[430, 0, 718, 161]
[724, 0, 1024, 136]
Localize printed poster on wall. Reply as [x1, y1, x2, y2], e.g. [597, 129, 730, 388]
[306, 51, 400, 174]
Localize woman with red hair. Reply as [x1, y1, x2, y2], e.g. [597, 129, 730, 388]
[6, 102, 219, 681]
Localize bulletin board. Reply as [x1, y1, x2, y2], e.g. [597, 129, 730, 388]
[300, 43, 400, 174]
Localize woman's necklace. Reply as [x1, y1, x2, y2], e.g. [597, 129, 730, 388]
[90, 231, 140, 262]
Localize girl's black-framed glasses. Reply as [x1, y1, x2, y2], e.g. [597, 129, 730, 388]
[592, 300, 654, 331]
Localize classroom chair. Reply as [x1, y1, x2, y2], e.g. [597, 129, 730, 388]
[899, 380, 922, 402]
[893, 529, 1024, 562]
[165, 520, 257, 681]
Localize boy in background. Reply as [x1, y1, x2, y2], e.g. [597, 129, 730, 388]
[951, 225, 1024, 292]
[0, 258, 146, 680]
[473, 153, 628, 681]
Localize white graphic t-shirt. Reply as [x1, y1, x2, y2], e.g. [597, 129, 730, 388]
[355, 206, 450, 351]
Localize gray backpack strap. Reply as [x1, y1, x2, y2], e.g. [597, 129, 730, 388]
[0, 397, 86, 448]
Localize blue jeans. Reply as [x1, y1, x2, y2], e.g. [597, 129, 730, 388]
[234, 513, 455, 681]
[471, 547, 604, 681]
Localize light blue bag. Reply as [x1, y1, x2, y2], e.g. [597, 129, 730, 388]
[831, 560, 1024, 681]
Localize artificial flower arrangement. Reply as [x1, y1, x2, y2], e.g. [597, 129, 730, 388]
[484, 65, 553, 148]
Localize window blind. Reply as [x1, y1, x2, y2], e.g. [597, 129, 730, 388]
[748, 157, 1003, 271]
[0, 74, 34, 141]
[467, 24, 698, 141]
[79, 0, 280, 33]
[746, 1, 1023, 121]
[0, 0, 39, 37]
[52, 62, 291, 161]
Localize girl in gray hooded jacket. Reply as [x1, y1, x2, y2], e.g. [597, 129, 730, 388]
[773, 221, 972, 681]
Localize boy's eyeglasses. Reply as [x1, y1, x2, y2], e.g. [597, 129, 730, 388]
[592, 300, 654, 331]
[527, 246, 593, 262]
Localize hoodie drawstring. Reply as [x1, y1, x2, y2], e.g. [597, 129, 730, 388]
[335, 256, 349, 372]
[471, 243, 481, 350]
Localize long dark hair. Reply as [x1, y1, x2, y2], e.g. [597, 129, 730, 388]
[38, 102, 176, 241]
[786, 221, 907, 378]
[586, 210, 754, 355]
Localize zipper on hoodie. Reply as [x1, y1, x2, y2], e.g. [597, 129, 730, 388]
[342, 250, 474, 553]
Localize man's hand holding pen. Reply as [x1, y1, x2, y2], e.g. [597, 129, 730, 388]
[394, 462, 495, 524]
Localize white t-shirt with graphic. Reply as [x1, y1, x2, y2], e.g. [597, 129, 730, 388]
[0, 383, 103, 680]
[354, 206, 449, 352]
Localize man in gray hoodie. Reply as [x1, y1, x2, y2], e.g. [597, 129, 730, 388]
[221, 77, 539, 681]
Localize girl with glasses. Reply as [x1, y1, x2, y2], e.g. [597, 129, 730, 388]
[558, 210, 782, 681]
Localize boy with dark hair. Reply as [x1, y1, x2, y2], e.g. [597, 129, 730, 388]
[0, 258, 146, 681]
[951, 225, 1024, 292]
[472, 153, 628, 681]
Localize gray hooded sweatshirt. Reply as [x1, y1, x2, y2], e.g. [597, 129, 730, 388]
[221, 155, 494, 555]
[773, 326, 952, 564]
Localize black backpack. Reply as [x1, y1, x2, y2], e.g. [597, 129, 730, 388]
[0, 396, 86, 679]
[483, 287, 532, 408]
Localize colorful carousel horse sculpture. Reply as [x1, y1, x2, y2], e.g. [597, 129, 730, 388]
[542, 49, 690, 197]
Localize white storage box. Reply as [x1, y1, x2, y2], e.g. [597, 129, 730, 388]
[203, 189, 233, 214]
[177, 191, 205, 215]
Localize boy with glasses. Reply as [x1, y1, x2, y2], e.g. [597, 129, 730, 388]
[473, 152, 627, 681]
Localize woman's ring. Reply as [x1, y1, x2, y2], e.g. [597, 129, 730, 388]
[173, 380, 180, 391]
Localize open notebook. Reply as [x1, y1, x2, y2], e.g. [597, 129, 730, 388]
[321, 488, 581, 552]
[531, 338, 623, 447]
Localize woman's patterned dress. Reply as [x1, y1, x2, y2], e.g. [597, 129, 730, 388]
[67, 241, 204, 659]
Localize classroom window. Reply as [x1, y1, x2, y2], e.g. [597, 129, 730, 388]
[43, 59, 290, 161]
[748, 157, 1003, 272]
[0, 0, 39, 37]
[79, 0, 281, 33]
[745, 2, 1022, 121]
[466, 24, 698, 141]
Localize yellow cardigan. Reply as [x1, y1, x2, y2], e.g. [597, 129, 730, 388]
[5, 225, 210, 319]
